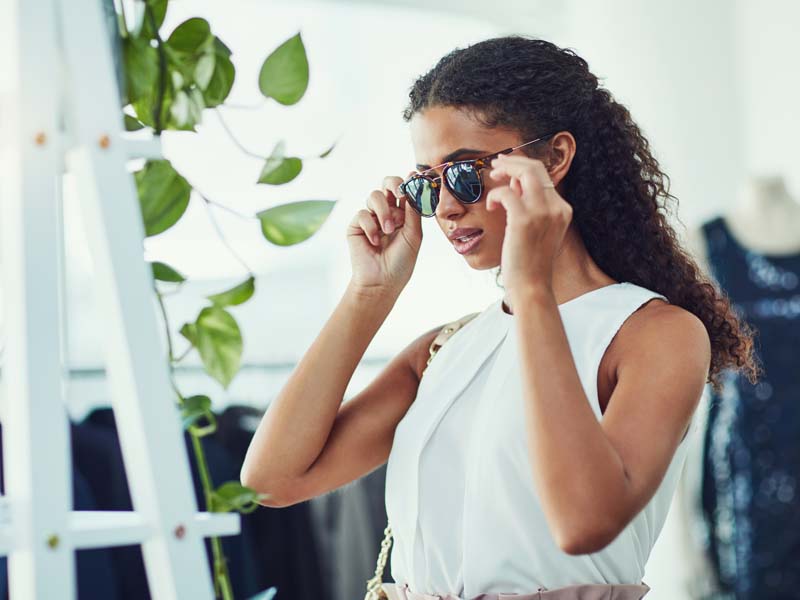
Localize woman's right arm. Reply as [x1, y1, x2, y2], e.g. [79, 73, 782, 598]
[240, 173, 427, 507]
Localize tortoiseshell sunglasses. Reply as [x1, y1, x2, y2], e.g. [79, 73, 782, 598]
[397, 132, 556, 217]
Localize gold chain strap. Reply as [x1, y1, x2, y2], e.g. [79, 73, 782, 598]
[363, 524, 393, 600]
[363, 311, 480, 600]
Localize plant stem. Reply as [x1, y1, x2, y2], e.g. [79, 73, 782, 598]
[191, 433, 234, 600]
[214, 109, 265, 160]
[173, 344, 193, 363]
[204, 197, 254, 221]
[196, 191, 255, 275]
[155, 289, 176, 366]
[216, 107, 339, 162]
[154, 288, 234, 600]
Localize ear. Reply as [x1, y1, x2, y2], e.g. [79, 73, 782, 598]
[543, 131, 577, 187]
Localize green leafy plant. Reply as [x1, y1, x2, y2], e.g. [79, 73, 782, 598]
[118, 1, 338, 597]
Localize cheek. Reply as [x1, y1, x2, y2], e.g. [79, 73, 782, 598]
[486, 210, 507, 236]
[479, 194, 507, 233]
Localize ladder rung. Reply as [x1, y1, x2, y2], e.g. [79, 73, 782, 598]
[0, 511, 241, 555]
[194, 512, 241, 538]
[67, 511, 240, 550]
[70, 511, 151, 549]
[122, 136, 163, 160]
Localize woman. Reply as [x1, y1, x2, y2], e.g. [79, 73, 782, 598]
[240, 36, 760, 599]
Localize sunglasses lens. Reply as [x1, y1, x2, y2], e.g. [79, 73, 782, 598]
[405, 177, 438, 217]
[446, 163, 482, 203]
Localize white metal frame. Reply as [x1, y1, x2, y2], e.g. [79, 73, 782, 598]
[0, 0, 239, 598]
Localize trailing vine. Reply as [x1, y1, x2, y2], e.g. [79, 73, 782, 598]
[115, 1, 337, 597]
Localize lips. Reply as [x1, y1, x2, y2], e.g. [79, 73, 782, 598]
[448, 227, 483, 241]
[452, 229, 484, 255]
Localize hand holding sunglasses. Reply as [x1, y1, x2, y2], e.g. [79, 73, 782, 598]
[398, 133, 556, 217]
[346, 172, 423, 295]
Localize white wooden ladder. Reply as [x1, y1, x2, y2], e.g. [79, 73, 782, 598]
[0, 0, 240, 598]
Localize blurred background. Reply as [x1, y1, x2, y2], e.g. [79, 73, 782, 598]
[1, 0, 799, 599]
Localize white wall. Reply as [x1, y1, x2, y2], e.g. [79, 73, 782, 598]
[560, 0, 744, 229]
[734, 0, 800, 193]
[3, 1, 798, 596]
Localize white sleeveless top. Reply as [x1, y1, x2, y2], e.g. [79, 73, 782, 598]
[384, 281, 694, 598]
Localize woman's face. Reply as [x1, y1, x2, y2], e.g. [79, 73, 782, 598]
[409, 106, 526, 271]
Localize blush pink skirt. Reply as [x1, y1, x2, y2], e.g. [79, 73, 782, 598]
[381, 581, 650, 600]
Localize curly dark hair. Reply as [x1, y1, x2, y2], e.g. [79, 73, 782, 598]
[402, 35, 761, 393]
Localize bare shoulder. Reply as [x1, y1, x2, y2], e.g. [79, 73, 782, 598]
[609, 297, 711, 381]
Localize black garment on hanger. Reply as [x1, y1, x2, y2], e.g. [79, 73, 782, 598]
[0, 424, 119, 600]
[700, 216, 800, 598]
[73, 407, 260, 599]
[216, 405, 326, 600]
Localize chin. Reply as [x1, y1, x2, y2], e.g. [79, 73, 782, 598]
[464, 252, 499, 271]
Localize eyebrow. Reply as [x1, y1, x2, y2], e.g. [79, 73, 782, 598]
[416, 147, 486, 171]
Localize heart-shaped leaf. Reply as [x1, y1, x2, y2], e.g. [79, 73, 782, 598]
[180, 394, 213, 430]
[257, 200, 335, 246]
[203, 44, 235, 108]
[257, 140, 303, 185]
[258, 157, 302, 185]
[192, 306, 243, 388]
[166, 18, 213, 55]
[207, 276, 255, 307]
[258, 33, 308, 105]
[179, 322, 198, 346]
[151, 261, 186, 283]
[211, 481, 266, 513]
[123, 36, 159, 105]
[137, 0, 168, 39]
[135, 160, 192, 237]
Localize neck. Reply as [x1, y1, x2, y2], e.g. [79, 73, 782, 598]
[502, 223, 615, 314]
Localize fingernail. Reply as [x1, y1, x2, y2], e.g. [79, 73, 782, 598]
[384, 219, 395, 233]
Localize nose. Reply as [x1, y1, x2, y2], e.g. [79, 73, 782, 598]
[434, 178, 467, 221]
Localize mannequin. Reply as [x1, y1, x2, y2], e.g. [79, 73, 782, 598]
[681, 174, 800, 598]
[686, 175, 800, 273]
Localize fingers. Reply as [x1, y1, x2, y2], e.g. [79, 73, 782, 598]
[350, 173, 424, 248]
[489, 155, 553, 198]
[486, 185, 520, 214]
[381, 175, 405, 206]
[367, 190, 403, 234]
[348, 209, 382, 246]
[398, 170, 423, 237]
[369, 172, 419, 233]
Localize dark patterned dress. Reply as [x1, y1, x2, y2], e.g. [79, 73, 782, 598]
[700, 215, 800, 599]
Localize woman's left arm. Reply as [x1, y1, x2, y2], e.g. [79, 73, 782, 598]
[487, 154, 711, 555]
[514, 286, 709, 555]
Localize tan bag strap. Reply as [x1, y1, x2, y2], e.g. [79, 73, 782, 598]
[364, 311, 481, 600]
[426, 311, 481, 367]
